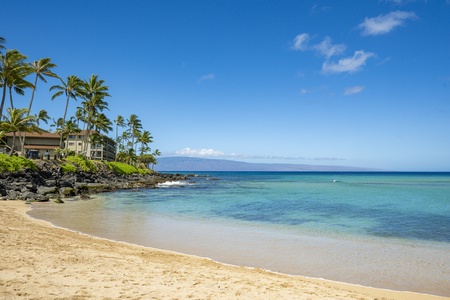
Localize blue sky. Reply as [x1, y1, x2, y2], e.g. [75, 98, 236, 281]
[2, 0, 450, 171]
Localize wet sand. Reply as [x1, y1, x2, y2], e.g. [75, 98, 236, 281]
[0, 201, 447, 300]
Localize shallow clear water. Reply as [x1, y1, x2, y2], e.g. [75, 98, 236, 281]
[29, 172, 450, 296]
[107, 172, 450, 242]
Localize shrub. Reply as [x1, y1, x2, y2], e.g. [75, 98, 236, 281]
[65, 155, 97, 172]
[0, 154, 37, 172]
[106, 161, 140, 175]
[61, 163, 78, 173]
[138, 168, 152, 175]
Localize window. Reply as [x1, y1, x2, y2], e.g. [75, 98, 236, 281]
[68, 142, 75, 146]
[69, 135, 75, 139]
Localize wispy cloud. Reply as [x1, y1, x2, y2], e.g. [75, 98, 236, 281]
[344, 85, 365, 95]
[291, 34, 346, 59]
[198, 73, 215, 83]
[322, 51, 374, 74]
[291, 34, 374, 74]
[313, 36, 346, 59]
[310, 4, 332, 14]
[291, 33, 310, 51]
[358, 11, 417, 36]
[176, 148, 224, 157]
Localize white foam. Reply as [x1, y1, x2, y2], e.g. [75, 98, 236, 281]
[157, 181, 190, 188]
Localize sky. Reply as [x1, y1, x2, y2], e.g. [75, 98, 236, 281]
[1, 0, 450, 171]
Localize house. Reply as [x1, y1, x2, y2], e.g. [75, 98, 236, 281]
[2, 129, 116, 161]
[65, 130, 116, 161]
[3, 130, 60, 159]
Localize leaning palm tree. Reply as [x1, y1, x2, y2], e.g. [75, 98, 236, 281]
[50, 75, 83, 148]
[0, 107, 38, 156]
[0, 50, 32, 119]
[28, 58, 58, 113]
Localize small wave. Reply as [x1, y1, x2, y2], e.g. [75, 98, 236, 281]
[157, 181, 191, 188]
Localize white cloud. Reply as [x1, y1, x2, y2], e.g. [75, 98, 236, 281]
[344, 86, 365, 95]
[291, 33, 310, 51]
[322, 50, 374, 74]
[358, 11, 417, 36]
[176, 148, 224, 157]
[198, 73, 215, 83]
[313, 36, 346, 59]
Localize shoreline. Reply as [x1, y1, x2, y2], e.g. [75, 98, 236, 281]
[1, 201, 447, 300]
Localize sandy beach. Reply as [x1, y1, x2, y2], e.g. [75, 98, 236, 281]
[0, 201, 447, 300]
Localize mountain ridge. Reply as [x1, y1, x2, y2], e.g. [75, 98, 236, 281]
[154, 156, 375, 172]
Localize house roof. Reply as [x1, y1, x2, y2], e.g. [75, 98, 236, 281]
[4, 130, 59, 138]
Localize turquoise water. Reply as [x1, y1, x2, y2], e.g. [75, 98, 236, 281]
[109, 172, 450, 243]
[29, 172, 450, 295]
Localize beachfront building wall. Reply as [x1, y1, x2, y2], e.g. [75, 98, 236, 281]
[3, 131, 60, 159]
[65, 131, 116, 161]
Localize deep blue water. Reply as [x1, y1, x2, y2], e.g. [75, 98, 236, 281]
[108, 171, 450, 243]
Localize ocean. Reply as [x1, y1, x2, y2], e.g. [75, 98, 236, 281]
[28, 172, 450, 296]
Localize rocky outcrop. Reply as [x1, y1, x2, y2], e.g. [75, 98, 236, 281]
[0, 161, 189, 203]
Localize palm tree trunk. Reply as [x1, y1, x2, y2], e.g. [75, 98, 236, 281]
[21, 76, 38, 155]
[9, 133, 16, 156]
[8, 86, 14, 109]
[28, 75, 38, 112]
[0, 82, 7, 120]
[59, 96, 70, 148]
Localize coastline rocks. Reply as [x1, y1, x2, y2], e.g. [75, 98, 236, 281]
[0, 164, 189, 202]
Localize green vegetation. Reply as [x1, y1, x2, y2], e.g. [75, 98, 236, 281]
[0, 35, 161, 171]
[0, 153, 37, 172]
[65, 155, 97, 172]
[105, 161, 152, 175]
[0, 152, 151, 175]
[60, 162, 77, 173]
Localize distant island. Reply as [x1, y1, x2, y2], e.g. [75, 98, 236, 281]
[154, 157, 375, 172]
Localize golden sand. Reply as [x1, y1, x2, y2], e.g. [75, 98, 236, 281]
[0, 201, 446, 300]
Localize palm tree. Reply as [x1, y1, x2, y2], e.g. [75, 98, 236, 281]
[28, 58, 58, 113]
[0, 107, 38, 156]
[50, 75, 83, 148]
[79, 75, 110, 155]
[137, 130, 153, 157]
[0, 50, 32, 119]
[126, 114, 142, 154]
[114, 115, 125, 161]
[35, 109, 51, 127]
[74, 106, 85, 128]
[92, 113, 112, 135]
[152, 149, 161, 170]
[58, 118, 80, 155]
[6, 72, 34, 109]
